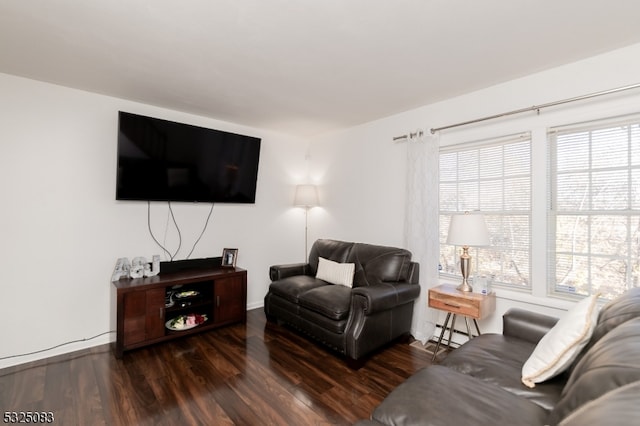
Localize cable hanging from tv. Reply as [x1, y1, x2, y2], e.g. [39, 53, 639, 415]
[186, 203, 215, 259]
[148, 201, 215, 261]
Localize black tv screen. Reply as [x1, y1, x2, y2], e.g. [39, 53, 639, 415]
[116, 111, 261, 203]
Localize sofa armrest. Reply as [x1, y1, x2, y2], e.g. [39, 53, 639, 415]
[503, 308, 558, 344]
[269, 263, 310, 281]
[352, 283, 420, 315]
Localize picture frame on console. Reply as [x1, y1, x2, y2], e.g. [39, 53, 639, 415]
[222, 248, 238, 268]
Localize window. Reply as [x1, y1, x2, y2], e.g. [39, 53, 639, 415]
[548, 115, 640, 299]
[439, 133, 532, 289]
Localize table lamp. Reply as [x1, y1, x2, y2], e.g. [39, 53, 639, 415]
[446, 212, 490, 292]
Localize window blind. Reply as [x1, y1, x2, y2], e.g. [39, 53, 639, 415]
[548, 114, 640, 299]
[440, 132, 532, 289]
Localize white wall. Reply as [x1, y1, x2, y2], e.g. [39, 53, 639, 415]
[309, 42, 640, 342]
[0, 73, 309, 368]
[4, 42, 640, 368]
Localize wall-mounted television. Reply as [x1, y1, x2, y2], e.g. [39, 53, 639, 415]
[116, 111, 261, 203]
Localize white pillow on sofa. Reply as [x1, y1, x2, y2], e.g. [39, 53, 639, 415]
[521, 294, 600, 388]
[316, 257, 355, 287]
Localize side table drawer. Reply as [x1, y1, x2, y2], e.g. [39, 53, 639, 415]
[428, 285, 496, 320]
[429, 292, 481, 318]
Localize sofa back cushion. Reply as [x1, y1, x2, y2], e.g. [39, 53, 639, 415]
[308, 239, 354, 276]
[590, 287, 640, 345]
[347, 243, 412, 287]
[569, 287, 640, 372]
[548, 317, 640, 425]
[557, 381, 640, 426]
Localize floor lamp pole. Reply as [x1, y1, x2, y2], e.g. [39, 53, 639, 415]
[294, 183, 318, 261]
[304, 207, 309, 261]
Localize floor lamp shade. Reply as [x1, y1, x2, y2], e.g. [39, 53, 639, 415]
[446, 212, 490, 292]
[294, 184, 319, 207]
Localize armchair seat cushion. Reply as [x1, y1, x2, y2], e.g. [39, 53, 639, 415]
[299, 307, 349, 334]
[267, 275, 327, 303]
[298, 284, 352, 321]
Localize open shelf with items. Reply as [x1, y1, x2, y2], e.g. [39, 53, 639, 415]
[113, 267, 247, 358]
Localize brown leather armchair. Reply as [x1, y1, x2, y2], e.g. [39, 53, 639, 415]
[264, 239, 420, 367]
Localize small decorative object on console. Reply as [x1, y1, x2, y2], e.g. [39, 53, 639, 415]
[222, 248, 238, 267]
[146, 254, 160, 277]
[112, 255, 161, 280]
[166, 314, 208, 331]
[130, 257, 146, 278]
[111, 257, 131, 281]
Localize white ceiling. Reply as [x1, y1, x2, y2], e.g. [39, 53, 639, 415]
[2, 1, 640, 137]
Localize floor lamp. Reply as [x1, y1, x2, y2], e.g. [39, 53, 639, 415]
[294, 184, 319, 260]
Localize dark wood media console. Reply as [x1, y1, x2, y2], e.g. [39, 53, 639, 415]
[113, 267, 247, 358]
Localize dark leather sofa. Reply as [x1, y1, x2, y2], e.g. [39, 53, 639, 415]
[264, 239, 420, 366]
[356, 287, 640, 426]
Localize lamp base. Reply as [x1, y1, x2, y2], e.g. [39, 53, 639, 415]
[456, 280, 473, 292]
[458, 248, 473, 292]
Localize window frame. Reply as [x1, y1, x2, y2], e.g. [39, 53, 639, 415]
[439, 132, 533, 291]
[547, 114, 640, 300]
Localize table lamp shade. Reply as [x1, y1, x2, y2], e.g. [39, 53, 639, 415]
[446, 213, 490, 247]
[294, 184, 319, 207]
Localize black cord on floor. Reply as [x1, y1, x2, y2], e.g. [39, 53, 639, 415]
[0, 331, 116, 361]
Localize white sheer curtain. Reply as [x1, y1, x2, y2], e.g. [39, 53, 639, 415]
[404, 131, 440, 344]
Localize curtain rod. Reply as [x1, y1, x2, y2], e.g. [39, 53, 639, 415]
[429, 82, 640, 134]
[392, 129, 424, 142]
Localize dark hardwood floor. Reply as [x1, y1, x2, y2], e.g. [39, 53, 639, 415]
[1, 309, 437, 425]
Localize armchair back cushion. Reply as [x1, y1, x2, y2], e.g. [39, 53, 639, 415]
[308, 239, 413, 288]
[348, 242, 412, 287]
[308, 239, 353, 276]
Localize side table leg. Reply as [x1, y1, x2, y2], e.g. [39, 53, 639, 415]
[446, 314, 457, 351]
[473, 319, 481, 336]
[432, 312, 451, 361]
[464, 316, 473, 339]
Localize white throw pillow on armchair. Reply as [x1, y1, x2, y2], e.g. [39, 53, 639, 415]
[316, 257, 355, 287]
[521, 294, 600, 388]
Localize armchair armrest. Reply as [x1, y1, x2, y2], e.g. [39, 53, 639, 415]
[269, 263, 310, 281]
[352, 283, 420, 315]
[407, 262, 420, 285]
[503, 308, 558, 345]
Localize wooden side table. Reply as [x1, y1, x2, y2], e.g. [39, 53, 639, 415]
[428, 284, 496, 360]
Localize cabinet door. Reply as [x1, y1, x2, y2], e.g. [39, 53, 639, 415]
[144, 288, 166, 339]
[214, 275, 246, 324]
[123, 288, 165, 346]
